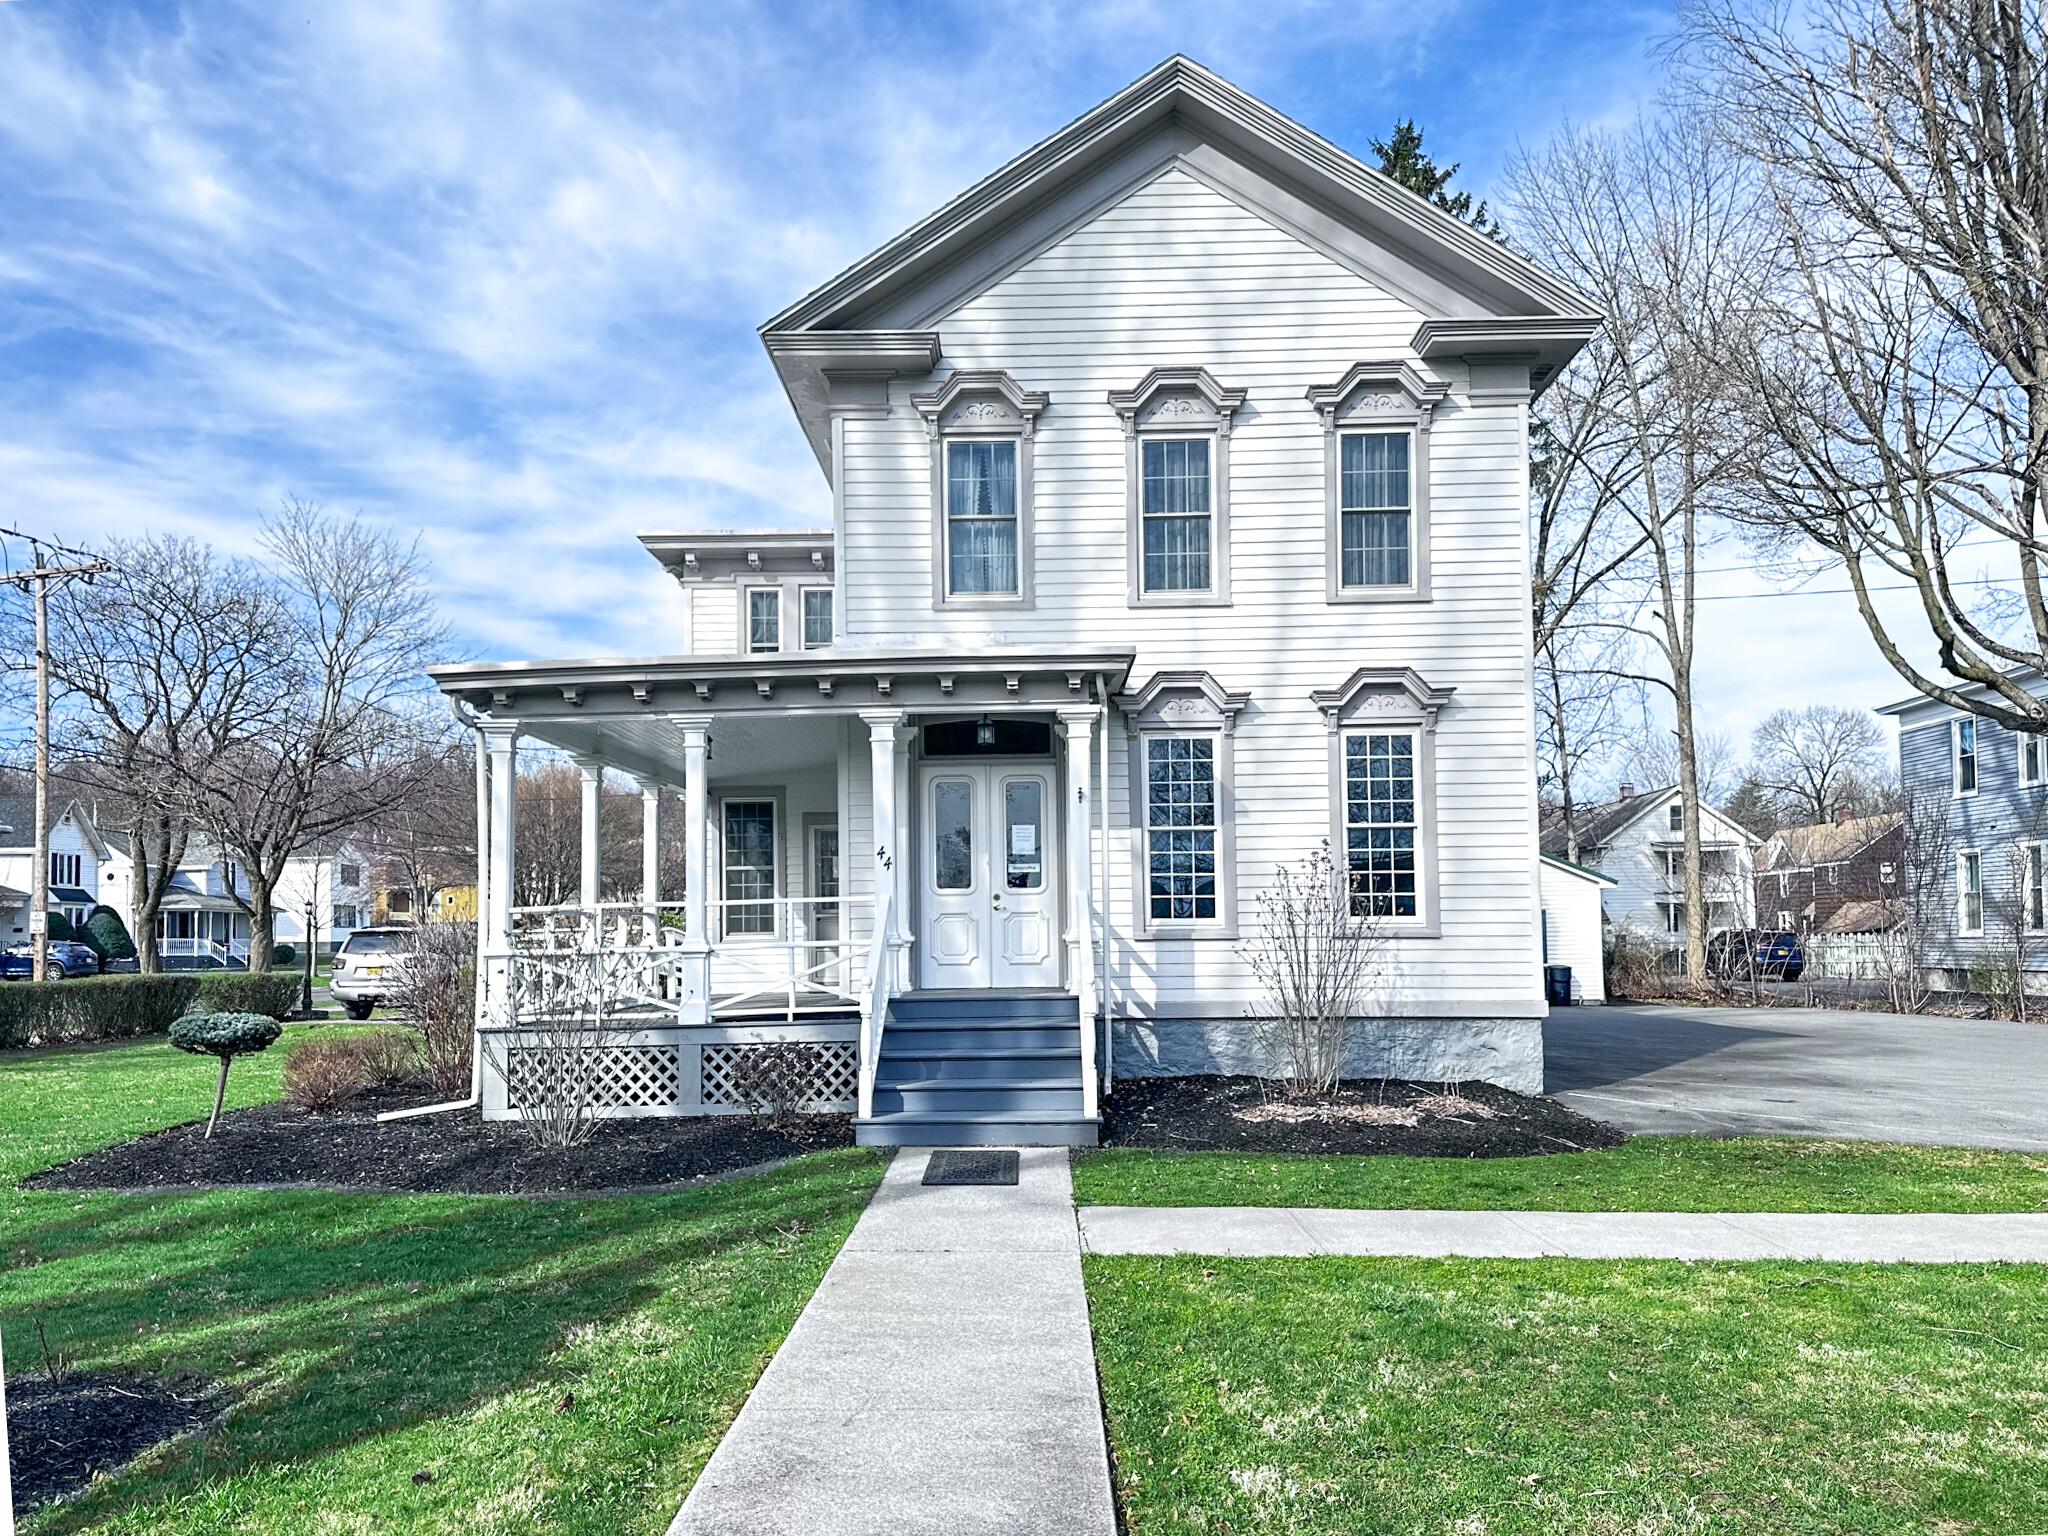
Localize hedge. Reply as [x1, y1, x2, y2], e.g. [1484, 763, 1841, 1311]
[0, 974, 202, 1049]
[194, 971, 304, 1020]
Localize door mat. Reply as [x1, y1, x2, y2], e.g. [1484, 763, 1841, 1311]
[922, 1149, 1020, 1186]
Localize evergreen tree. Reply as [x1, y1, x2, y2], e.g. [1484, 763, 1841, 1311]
[1370, 119, 1504, 241]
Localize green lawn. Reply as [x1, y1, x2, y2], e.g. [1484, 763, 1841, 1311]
[0, 1035, 885, 1534]
[1073, 1137, 2048, 1214]
[1088, 1254, 2048, 1534]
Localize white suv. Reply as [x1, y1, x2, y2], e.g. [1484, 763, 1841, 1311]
[329, 927, 414, 1020]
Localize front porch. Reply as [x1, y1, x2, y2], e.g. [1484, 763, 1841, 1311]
[435, 648, 1132, 1145]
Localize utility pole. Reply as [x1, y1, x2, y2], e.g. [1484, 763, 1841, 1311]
[0, 536, 109, 982]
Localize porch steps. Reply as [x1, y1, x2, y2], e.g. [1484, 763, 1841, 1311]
[857, 993, 1097, 1148]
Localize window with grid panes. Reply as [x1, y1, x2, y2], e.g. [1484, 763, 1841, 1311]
[1344, 731, 1418, 917]
[802, 588, 833, 648]
[1146, 737, 1217, 920]
[747, 590, 780, 653]
[1140, 438, 1211, 592]
[723, 801, 776, 934]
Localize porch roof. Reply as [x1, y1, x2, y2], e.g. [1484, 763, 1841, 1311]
[429, 647, 1137, 787]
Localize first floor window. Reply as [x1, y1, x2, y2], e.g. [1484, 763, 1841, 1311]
[2028, 844, 2045, 933]
[1146, 737, 1217, 920]
[1666, 902, 1684, 936]
[1959, 849, 1983, 933]
[332, 904, 358, 931]
[1340, 431, 1410, 588]
[1141, 438, 1211, 592]
[1344, 731, 1418, 918]
[802, 587, 833, 648]
[748, 589, 780, 652]
[946, 438, 1019, 594]
[723, 801, 777, 935]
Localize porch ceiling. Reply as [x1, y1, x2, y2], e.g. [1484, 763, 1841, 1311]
[521, 712, 845, 787]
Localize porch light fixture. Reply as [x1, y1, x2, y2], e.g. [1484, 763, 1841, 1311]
[975, 715, 996, 748]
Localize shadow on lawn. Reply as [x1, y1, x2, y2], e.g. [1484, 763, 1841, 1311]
[3, 1150, 882, 1531]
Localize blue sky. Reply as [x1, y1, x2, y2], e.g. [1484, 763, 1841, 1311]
[0, 0, 1918, 765]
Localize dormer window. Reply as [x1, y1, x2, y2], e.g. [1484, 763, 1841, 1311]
[1110, 366, 1245, 607]
[912, 370, 1048, 609]
[1307, 360, 1449, 603]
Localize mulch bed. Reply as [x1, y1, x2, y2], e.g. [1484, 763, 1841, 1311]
[6, 1370, 223, 1511]
[25, 1085, 854, 1196]
[1098, 1076, 1625, 1157]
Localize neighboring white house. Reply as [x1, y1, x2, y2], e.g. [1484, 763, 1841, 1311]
[100, 835, 374, 965]
[1538, 854, 1615, 1003]
[0, 794, 110, 940]
[1542, 785, 1759, 958]
[429, 57, 1603, 1142]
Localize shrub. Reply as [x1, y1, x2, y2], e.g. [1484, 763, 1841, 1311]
[273, 943, 297, 969]
[83, 906, 137, 965]
[726, 1041, 828, 1129]
[1239, 841, 1385, 1098]
[354, 1026, 420, 1088]
[283, 1028, 420, 1113]
[392, 920, 475, 1096]
[170, 1010, 282, 1136]
[45, 911, 78, 943]
[195, 971, 303, 1020]
[0, 974, 201, 1049]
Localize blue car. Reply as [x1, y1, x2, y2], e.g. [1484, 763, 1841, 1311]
[1706, 928, 1805, 982]
[0, 940, 103, 980]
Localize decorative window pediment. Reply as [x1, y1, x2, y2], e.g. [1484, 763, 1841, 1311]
[1311, 667, 1455, 732]
[1117, 670, 1252, 735]
[1304, 359, 1450, 428]
[911, 369, 1050, 438]
[1107, 366, 1248, 437]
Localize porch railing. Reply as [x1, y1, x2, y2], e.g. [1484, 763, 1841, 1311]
[158, 935, 250, 966]
[856, 890, 893, 1120]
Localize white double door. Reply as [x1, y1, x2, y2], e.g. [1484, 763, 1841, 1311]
[918, 762, 1061, 990]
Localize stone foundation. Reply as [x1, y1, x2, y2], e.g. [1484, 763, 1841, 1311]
[1109, 1015, 1545, 1097]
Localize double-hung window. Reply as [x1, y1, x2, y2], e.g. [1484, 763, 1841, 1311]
[1146, 738, 1218, 921]
[722, 801, 777, 937]
[1959, 848, 1983, 934]
[2027, 844, 2046, 932]
[1955, 717, 1978, 794]
[801, 588, 833, 649]
[2022, 731, 2045, 786]
[1141, 439, 1211, 593]
[747, 589, 781, 654]
[946, 440, 1019, 596]
[1344, 731, 1419, 918]
[1339, 432, 1411, 589]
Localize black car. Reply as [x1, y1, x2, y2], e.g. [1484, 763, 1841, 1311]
[1705, 928, 1804, 982]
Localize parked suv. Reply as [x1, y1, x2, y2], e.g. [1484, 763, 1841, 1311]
[1705, 928, 1805, 983]
[328, 927, 414, 1019]
[0, 940, 103, 980]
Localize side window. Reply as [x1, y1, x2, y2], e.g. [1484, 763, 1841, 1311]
[1955, 717, 1978, 794]
[1669, 803, 1684, 833]
[1309, 362, 1446, 603]
[747, 589, 781, 653]
[1958, 848, 1983, 934]
[722, 800, 777, 936]
[1145, 737, 1219, 922]
[2023, 732, 2044, 787]
[1111, 367, 1244, 607]
[801, 588, 833, 649]
[1343, 731, 1419, 918]
[1313, 667, 1450, 935]
[945, 440, 1019, 596]
[1140, 439, 1213, 594]
[1121, 670, 1247, 937]
[1338, 432, 1412, 589]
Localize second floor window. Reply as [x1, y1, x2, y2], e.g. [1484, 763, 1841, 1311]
[339, 863, 361, 887]
[1669, 803, 1684, 832]
[48, 852, 81, 887]
[802, 588, 833, 648]
[1141, 439, 1211, 592]
[1339, 432, 1410, 588]
[748, 589, 780, 653]
[946, 439, 1018, 595]
[1956, 717, 1978, 793]
[2024, 732, 2045, 786]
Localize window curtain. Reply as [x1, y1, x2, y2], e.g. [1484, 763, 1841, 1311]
[1141, 438, 1212, 591]
[1341, 433, 1411, 587]
[947, 440, 1018, 594]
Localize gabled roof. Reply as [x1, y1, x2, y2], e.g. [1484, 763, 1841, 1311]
[760, 56, 1601, 471]
[1762, 812, 1903, 870]
[0, 796, 110, 861]
[1541, 853, 1618, 887]
[1539, 785, 1759, 860]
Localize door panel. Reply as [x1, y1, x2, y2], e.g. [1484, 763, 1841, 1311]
[992, 772, 1058, 987]
[919, 763, 1060, 990]
[919, 773, 988, 988]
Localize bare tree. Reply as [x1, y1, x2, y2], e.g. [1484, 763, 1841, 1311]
[354, 742, 475, 918]
[1748, 705, 1891, 824]
[1508, 112, 1769, 981]
[10, 538, 288, 970]
[1615, 719, 1741, 805]
[1683, 0, 2048, 735]
[1886, 781, 1957, 1012]
[190, 499, 453, 971]
[1538, 626, 1642, 860]
[511, 759, 654, 909]
[1240, 842, 1386, 1097]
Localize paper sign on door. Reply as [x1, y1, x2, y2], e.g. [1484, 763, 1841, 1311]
[1010, 825, 1036, 855]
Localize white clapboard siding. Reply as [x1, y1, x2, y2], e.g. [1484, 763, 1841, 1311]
[689, 586, 739, 656]
[835, 167, 1543, 1016]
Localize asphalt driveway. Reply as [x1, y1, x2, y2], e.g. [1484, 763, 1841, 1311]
[1546, 1002, 2048, 1151]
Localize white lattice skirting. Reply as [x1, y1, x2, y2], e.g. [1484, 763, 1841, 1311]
[482, 1022, 860, 1119]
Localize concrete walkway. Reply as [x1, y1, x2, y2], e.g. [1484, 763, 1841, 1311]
[668, 1148, 1115, 1536]
[1079, 1205, 2048, 1262]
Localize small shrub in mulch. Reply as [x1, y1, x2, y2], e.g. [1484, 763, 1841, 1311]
[26, 1087, 855, 1196]
[5, 1370, 223, 1511]
[282, 1031, 420, 1113]
[1099, 1076, 1625, 1158]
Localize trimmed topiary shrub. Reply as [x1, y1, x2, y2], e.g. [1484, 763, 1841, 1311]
[273, 943, 297, 969]
[195, 971, 303, 1020]
[0, 974, 201, 1049]
[83, 906, 138, 966]
[45, 911, 78, 943]
[170, 1010, 283, 1136]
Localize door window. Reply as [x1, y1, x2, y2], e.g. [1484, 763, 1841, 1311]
[933, 779, 974, 890]
[1004, 779, 1044, 890]
[723, 801, 776, 934]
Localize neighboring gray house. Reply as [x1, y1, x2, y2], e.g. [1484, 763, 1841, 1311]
[1880, 673, 2048, 988]
[1542, 785, 1758, 958]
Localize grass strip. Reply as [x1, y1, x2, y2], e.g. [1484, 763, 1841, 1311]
[1073, 1136, 2048, 1214]
[1087, 1253, 2048, 1534]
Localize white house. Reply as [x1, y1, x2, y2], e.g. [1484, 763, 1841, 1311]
[0, 794, 109, 940]
[430, 58, 1602, 1144]
[1538, 854, 1615, 1003]
[1542, 785, 1758, 958]
[100, 835, 374, 966]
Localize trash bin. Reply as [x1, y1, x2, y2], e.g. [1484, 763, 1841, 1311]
[1543, 964, 1573, 1007]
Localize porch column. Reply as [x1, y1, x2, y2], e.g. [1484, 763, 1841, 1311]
[640, 781, 663, 911]
[480, 721, 519, 1027]
[860, 710, 907, 959]
[576, 755, 603, 910]
[1058, 706, 1100, 1120]
[674, 716, 713, 1024]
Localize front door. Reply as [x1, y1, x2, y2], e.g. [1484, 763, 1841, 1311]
[918, 763, 1060, 989]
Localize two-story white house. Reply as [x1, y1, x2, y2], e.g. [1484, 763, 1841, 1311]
[431, 58, 1601, 1144]
[1541, 784, 1759, 961]
[0, 794, 110, 939]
